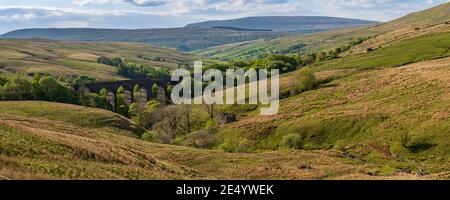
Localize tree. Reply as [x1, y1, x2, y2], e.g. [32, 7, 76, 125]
[0, 77, 8, 86]
[73, 76, 96, 85]
[266, 54, 297, 67]
[182, 130, 217, 149]
[316, 51, 327, 62]
[128, 102, 140, 117]
[301, 54, 315, 66]
[203, 104, 216, 122]
[295, 68, 318, 92]
[39, 77, 76, 103]
[152, 84, 158, 98]
[181, 104, 192, 133]
[153, 106, 182, 144]
[39, 77, 61, 101]
[1, 77, 34, 100]
[134, 100, 161, 129]
[266, 60, 294, 73]
[97, 56, 111, 65]
[328, 50, 339, 59]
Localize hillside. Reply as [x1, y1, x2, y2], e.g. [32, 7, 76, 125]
[186, 16, 378, 32]
[0, 101, 432, 180]
[0, 27, 288, 52]
[203, 57, 450, 179]
[0, 39, 198, 81]
[195, 2, 450, 60]
[0, 16, 378, 52]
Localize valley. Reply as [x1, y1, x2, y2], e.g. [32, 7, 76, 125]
[0, 2, 449, 180]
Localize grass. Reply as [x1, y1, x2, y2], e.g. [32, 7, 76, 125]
[0, 39, 199, 81]
[315, 32, 450, 70]
[215, 57, 450, 176]
[1, 101, 440, 179]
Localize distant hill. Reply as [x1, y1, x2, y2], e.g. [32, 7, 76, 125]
[186, 16, 379, 32]
[195, 3, 450, 60]
[0, 27, 288, 52]
[0, 16, 378, 52]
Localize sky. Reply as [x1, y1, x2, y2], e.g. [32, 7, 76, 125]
[0, 0, 448, 34]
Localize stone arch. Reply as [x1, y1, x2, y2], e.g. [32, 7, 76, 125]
[120, 84, 134, 106]
[74, 77, 176, 113]
[105, 86, 119, 112]
[133, 84, 148, 108]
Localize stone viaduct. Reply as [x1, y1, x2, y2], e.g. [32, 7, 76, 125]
[74, 78, 176, 112]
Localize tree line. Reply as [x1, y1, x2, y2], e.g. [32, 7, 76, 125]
[97, 56, 170, 79]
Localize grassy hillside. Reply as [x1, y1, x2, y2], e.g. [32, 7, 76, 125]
[186, 16, 378, 32]
[187, 4, 450, 178]
[193, 27, 370, 60]
[209, 56, 450, 178]
[0, 39, 198, 81]
[1, 27, 289, 52]
[0, 101, 432, 180]
[315, 32, 450, 70]
[196, 2, 450, 60]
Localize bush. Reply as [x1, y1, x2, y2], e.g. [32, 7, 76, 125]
[1, 77, 34, 100]
[117, 105, 130, 118]
[182, 130, 218, 149]
[295, 69, 318, 92]
[39, 77, 76, 103]
[141, 130, 159, 142]
[279, 134, 303, 149]
[0, 77, 7, 86]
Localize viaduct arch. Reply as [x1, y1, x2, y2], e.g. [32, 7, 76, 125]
[74, 78, 175, 112]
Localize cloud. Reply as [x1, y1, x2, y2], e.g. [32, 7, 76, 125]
[0, 6, 193, 34]
[0, 0, 448, 34]
[74, 0, 167, 7]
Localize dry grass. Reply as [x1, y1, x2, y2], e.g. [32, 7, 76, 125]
[0, 101, 440, 180]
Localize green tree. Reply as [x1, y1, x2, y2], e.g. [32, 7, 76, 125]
[0, 77, 8, 86]
[316, 51, 327, 62]
[295, 69, 318, 92]
[118, 105, 130, 118]
[73, 76, 96, 85]
[1, 77, 34, 100]
[39, 77, 76, 103]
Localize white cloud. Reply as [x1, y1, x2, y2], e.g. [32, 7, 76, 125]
[74, 0, 166, 6]
[0, 0, 448, 33]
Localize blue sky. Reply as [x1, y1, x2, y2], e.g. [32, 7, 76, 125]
[0, 0, 448, 34]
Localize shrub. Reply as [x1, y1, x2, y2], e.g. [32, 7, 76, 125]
[1, 77, 34, 100]
[141, 130, 159, 142]
[219, 142, 236, 153]
[279, 134, 303, 149]
[294, 69, 318, 92]
[117, 105, 130, 118]
[235, 139, 253, 152]
[333, 139, 347, 151]
[182, 130, 218, 149]
[39, 77, 76, 103]
[0, 77, 7, 86]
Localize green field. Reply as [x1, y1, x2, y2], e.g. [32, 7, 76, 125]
[0, 39, 199, 81]
[314, 32, 450, 70]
